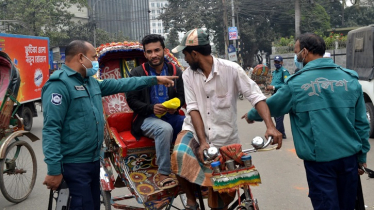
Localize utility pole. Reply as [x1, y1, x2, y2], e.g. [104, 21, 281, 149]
[231, 0, 236, 48]
[295, 0, 301, 39]
[222, 0, 229, 59]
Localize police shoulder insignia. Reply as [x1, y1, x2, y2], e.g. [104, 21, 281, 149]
[284, 76, 288, 79]
[51, 93, 62, 105]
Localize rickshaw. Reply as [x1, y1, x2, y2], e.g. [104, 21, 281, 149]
[250, 54, 273, 95]
[97, 41, 186, 209]
[0, 51, 39, 203]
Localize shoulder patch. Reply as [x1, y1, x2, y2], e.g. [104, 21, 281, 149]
[51, 93, 62, 105]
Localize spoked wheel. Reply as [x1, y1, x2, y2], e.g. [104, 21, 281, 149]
[0, 140, 37, 203]
[100, 186, 112, 210]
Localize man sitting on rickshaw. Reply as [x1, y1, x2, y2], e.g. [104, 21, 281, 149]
[170, 28, 282, 210]
[127, 34, 185, 190]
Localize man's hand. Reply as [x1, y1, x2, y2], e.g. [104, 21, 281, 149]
[43, 174, 63, 190]
[265, 85, 274, 91]
[265, 126, 283, 149]
[197, 142, 210, 163]
[156, 76, 179, 87]
[359, 163, 367, 175]
[241, 113, 254, 124]
[154, 104, 167, 115]
[167, 108, 178, 114]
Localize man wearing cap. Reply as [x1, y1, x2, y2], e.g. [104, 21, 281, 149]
[266, 55, 290, 139]
[170, 28, 282, 210]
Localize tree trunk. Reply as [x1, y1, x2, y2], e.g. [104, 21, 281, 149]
[222, 0, 229, 59]
[295, 0, 301, 39]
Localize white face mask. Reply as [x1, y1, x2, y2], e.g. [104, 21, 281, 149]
[82, 55, 99, 77]
[294, 48, 306, 69]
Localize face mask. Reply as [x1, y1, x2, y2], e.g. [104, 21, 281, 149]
[294, 48, 306, 70]
[294, 54, 303, 70]
[274, 63, 282, 69]
[82, 55, 99, 77]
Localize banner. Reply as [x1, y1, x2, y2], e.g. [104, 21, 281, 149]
[228, 52, 238, 62]
[0, 34, 49, 103]
[228, 27, 238, 40]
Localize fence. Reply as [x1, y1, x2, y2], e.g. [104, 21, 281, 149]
[270, 48, 347, 74]
[272, 41, 347, 54]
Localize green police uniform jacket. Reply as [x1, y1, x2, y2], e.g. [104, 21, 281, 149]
[42, 64, 158, 175]
[270, 66, 290, 91]
[248, 58, 370, 163]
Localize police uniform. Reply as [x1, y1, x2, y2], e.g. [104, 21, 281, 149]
[42, 64, 158, 210]
[271, 57, 290, 138]
[248, 58, 370, 210]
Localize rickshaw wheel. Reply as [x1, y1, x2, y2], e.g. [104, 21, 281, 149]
[100, 186, 112, 210]
[0, 140, 37, 203]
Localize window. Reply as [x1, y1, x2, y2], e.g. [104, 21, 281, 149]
[158, 23, 161, 27]
[161, 3, 163, 7]
[151, 3, 154, 7]
[157, 3, 160, 7]
[157, 10, 160, 14]
[165, 3, 168, 7]
[152, 10, 155, 14]
[152, 23, 156, 27]
[151, 16, 155, 20]
[153, 29, 156, 33]
[158, 29, 161, 33]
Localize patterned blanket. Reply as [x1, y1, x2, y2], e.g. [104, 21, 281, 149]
[171, 130, 213, 186]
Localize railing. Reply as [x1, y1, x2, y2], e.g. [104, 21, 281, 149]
[272, 40, 347, 54]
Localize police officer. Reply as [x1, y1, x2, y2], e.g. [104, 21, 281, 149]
[245, 33, 370, 210]
[265, 55, 290, 139]
[42, 40, 178, 210]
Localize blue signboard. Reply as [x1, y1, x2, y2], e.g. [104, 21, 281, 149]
[228, 27, 238, 40]
[228, 44, 236, 53]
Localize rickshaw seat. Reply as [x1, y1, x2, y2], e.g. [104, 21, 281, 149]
[107, 112, 155, 157]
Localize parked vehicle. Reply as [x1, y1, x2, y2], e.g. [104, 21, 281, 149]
[0, 33, 50, 130]
[346, 24, 374, 137]
[0, 51, 39, 203]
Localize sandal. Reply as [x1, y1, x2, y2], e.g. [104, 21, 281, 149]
[153, 173, 178, 190]
[185, 203, 199, 210]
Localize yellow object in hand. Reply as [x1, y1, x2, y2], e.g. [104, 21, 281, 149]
[155, 98, 181, 118]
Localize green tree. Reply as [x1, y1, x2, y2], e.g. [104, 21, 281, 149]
[344, 4, 374, 27]
[301, 2, 331, 34]
[165, 28, 180, 56]
[3, 0, 86, 46]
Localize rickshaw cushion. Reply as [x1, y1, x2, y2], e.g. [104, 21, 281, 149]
[107, 112, 133, 132]
[107, 112, 155, 157]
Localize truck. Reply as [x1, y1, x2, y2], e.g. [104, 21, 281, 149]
[346, 24, 374, 137]
[0, 33, 50, 130]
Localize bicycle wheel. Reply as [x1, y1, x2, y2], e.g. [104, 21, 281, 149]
[100, 186, 112, 210]
[0, 140, 37, 203]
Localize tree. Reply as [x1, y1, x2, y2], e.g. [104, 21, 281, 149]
[3, 0, 86, 46]
[344, 4, 374, 27]
[165, 28, 180, 56]
[301, 2, 331, 34]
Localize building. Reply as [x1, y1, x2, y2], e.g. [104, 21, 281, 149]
[87, 0, 150, 41]
[69, 4, 89, 24]
[149, 0, 168, 37]
[148, 0, 185, 42]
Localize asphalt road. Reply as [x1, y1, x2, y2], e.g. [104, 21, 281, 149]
[1, 100, 373, 210]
